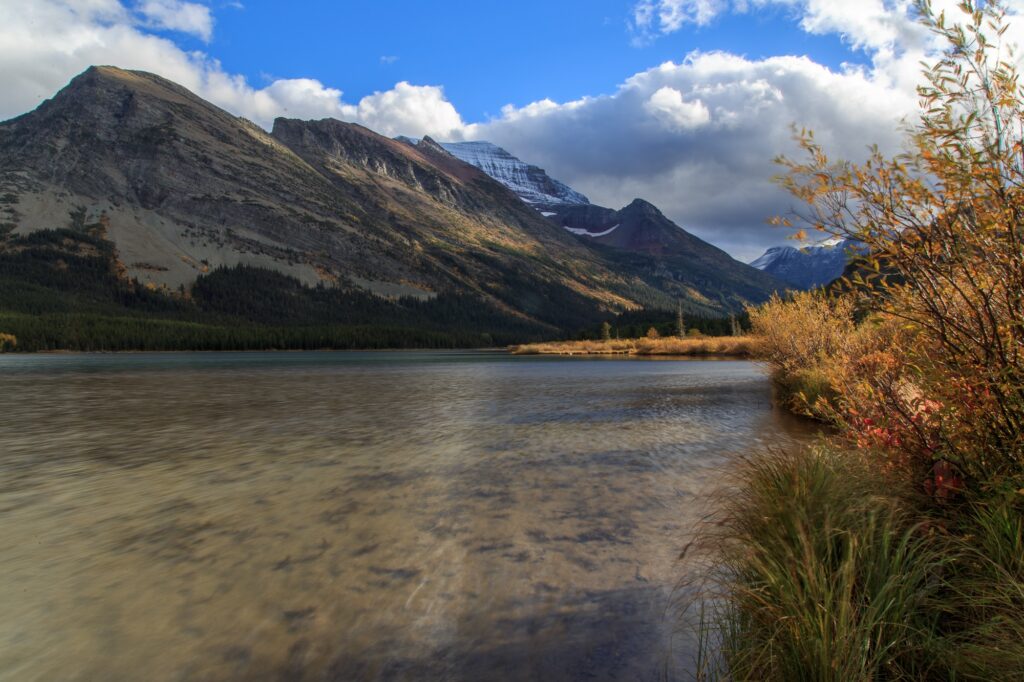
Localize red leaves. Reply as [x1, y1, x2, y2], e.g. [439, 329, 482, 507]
[923, 459, 965, 501]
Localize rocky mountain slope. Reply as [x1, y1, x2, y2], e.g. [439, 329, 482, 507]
[433, 141, 589, 208]
[750, 240, 866, 289]
[544, 199, 787, 307]
[427, 136, 787, 313]
[0, 68, 644, 322]
[0, 66, 786, 348]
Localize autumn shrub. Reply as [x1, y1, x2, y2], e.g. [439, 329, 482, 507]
[0, 332, 16, 351]
[695, 2, 1024, 678]
[746, 290, 858, 417]
[509, 336, 756, 356]
[748, 291, 855, 378]
[770, 0, 1024, 486]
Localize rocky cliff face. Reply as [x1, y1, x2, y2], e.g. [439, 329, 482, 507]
[544, 199, 787, 307]
[0, 66, 646, 319]
[750, 240, 866, 289]
[430, 140, 589, 208]
[0, 66, 784, 327]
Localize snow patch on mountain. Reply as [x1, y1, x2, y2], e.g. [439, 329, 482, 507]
[564, 224, 620, 237]
[398, 138, 589, 207]
[750, 240, 866, 289]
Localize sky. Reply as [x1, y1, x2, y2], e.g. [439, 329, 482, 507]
[3, 0, 1024, 260]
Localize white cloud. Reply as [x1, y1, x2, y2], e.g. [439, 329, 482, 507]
[469, 50, 916, 259]
[633, 0, 726, 40]
[5, 0, 1024, 259]
[347, 81, 464, 138]
[644, 85, 711, 129]
[136, 0, 213, 41]
[0, 0, 463, 138]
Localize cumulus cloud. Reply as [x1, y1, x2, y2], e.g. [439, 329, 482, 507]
[468, 49, 917, 259]
[136, 0, 213, 41]
[0, 0, 463, 138]
[644, 86, 711, 129]
[347, 82, 464, 138]
[4, 0, 1024, 259]
[468, 0, 1024, 258]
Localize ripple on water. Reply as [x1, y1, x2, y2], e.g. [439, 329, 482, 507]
[0, 352, 819, 681]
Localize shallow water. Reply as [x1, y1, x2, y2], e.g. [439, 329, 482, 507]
[0, 351, 817, 681]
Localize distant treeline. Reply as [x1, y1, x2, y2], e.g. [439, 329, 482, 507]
[0, 226, 745, 352]
[576, 308, 750, 341]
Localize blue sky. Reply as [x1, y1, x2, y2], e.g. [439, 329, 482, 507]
[6, 0, 989, 258]
[175, 0, 867, 124]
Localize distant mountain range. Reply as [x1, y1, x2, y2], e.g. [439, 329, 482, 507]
[749, 241, 866, 289]
[432, 134, 856, 293]
[0, 66, 787, 350]
[433, 138, 784, 304]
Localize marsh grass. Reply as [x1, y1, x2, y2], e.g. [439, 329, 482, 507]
[686, 447, 1024, 681]
[937, 497, 1024, 678]
[509, 336, 755, 357]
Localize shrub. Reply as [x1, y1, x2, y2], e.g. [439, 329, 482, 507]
[773, 0, 1024, 486]
[698, 4, 1024, 678]
[747, 291, 855, 378]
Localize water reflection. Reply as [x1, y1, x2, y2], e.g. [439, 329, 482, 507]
[0, 352, 818, 681]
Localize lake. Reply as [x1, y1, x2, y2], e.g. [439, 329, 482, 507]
[0, 351, 817, 681]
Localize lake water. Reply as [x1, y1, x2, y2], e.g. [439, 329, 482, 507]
[0, 351, 817, 681]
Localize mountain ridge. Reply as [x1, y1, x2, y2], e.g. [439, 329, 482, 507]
[0, 65, 787, 349]
[750, 240, 866, 289]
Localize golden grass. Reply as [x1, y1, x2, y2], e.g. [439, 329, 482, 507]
[509, 335, 755, 357]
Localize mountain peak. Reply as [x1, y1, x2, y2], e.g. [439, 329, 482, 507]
[61, 64, 197, 100]
[416, 136, 451, 156]
[750, 240, 865, 289]
[437, 140, 590, 207]
[622, 198, 662, 217]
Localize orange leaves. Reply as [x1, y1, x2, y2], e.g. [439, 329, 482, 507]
[761, 0, 1024, 486]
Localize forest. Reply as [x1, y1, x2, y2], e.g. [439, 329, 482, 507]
[0, 223, 739, 352]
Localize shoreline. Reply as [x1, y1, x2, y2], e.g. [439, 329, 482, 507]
[509, 336, 755, 357]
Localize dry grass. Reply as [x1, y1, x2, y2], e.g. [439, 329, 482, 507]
[509, 335, 755, 357]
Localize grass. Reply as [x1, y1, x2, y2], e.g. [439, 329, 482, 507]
[509, 335, 755, 356]
[689, 447, 1024, 681]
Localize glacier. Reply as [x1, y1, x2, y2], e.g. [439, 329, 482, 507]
[397, 137, 589, 208]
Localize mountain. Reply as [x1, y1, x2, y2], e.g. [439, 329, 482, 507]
[750, 240, 866, 289]
[426, 139, 788, 311]
[543, 199, 787, 307]
[397, 138, 589, 208]
[0, 66, 783, 350]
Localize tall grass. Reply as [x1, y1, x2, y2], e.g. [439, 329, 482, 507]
[509, 335, 755, 356]
[690, 447, 1024, 681]
[691, 448, 952, 680]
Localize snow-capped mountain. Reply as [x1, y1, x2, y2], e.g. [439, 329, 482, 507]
[750, 240, 866, 289]
[440, 141, 590, 207]
[397, 138, 589, 207]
